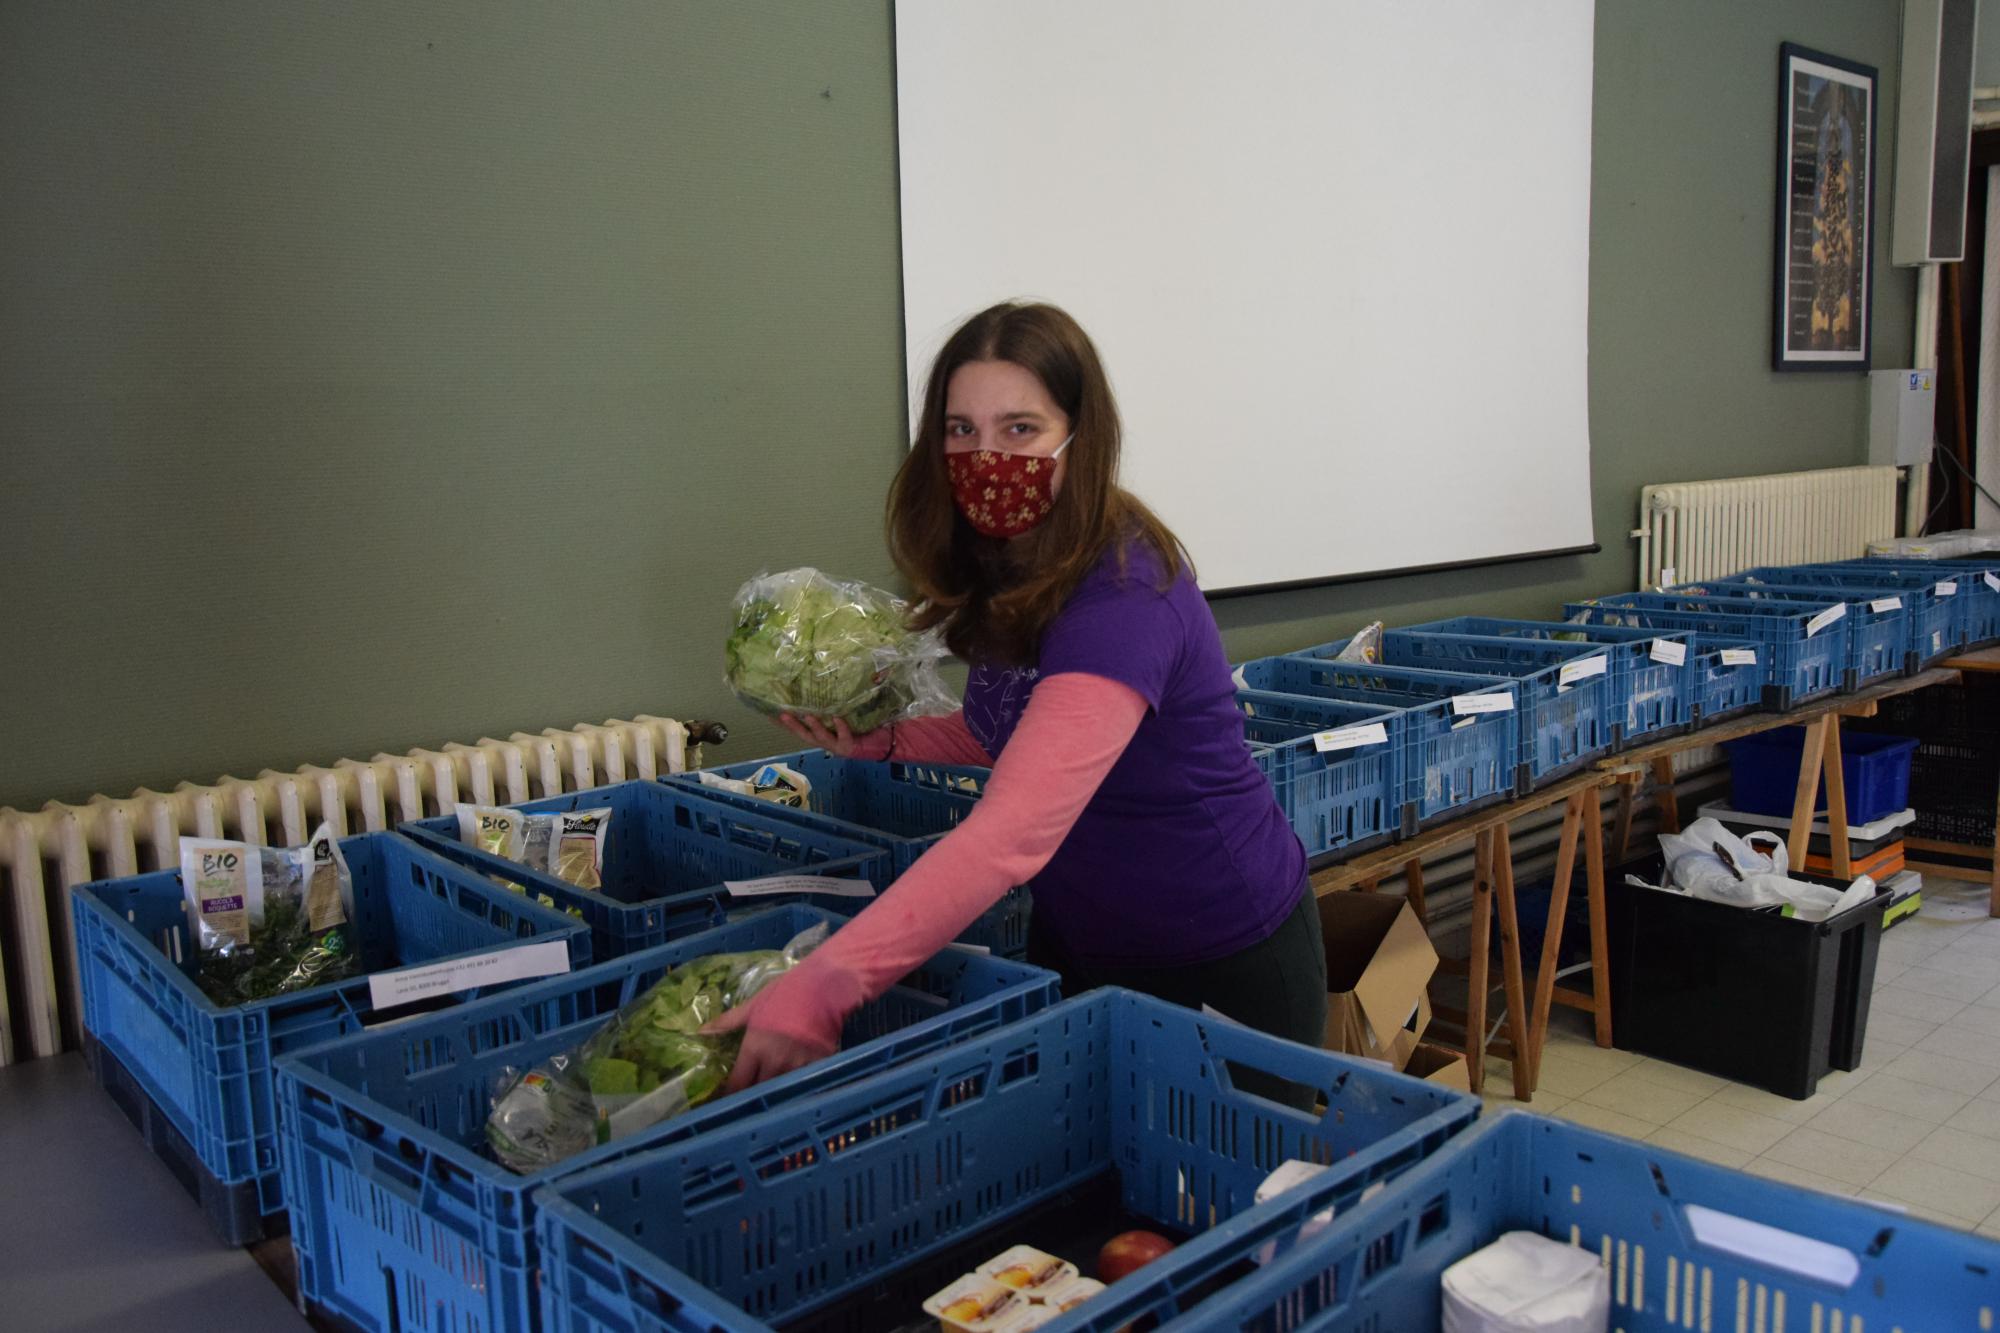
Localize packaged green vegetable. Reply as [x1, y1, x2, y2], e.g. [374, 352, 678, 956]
[724, 568, 954, 733]
[457, 802, 609, 904]
[695, 762, 813, 809]
[180, 824, 358, 1006]
[484, 922, 828, 1172]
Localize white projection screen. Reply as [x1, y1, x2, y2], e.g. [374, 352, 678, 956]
[896, 1, 1597, 592]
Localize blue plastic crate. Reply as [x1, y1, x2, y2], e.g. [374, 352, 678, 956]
[1237, 655, 1519, 830]
[1567, 592, 1850, 710]
[402, 780, 893, 959]
[665, 753, 1030, 958]
[1723, 726, 1920, 824]
[533, 989, 1479, 1333]
[1178, 1111, 2000, 1331]
[1690, 578, 1911, 684]
[73, 831, 592, 1230]
[276, 905, 1059, 1333]
[1235, 690, 1402, 857]
[1833, 556, 2000, 648]
[1732, 564, 1965, 663]
[1687, 634, 1768, 724]
[1337, 631, 1615, 789]
[1401, 616, 1695, 744]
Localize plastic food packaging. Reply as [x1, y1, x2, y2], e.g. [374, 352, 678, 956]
[924, 1275, 1025, 1333]
[180, 823, 357, 1005]
[484, 923, 828, 1172]
[696, 761, 814, 809]
[1440, 1230, 1610, 1332]
[724, 567, 955, 733]
[456, 803, 609, 905]
[1337, 622, 1385, 664]
[980, 1246, 1078, 1297]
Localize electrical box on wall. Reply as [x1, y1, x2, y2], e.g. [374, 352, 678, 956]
[1869, 369, 1936, 467]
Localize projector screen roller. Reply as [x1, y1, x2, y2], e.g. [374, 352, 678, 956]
[896, 0, 1597, 593]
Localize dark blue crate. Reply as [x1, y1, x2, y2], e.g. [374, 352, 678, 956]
[1401, 616, 1695, 743]
[1735, 564, 1965, 663]
[533, 989, 1479, 1333]
[1724, 726, 1920, 824]
[1692, 579, 1911, 683]
[1235, 690, 1402, 856]
[665, 753, 1030, 958]
[1687, 634, 1768, 724]
[1350, 631, 1616, 789]
[1834, 557, 2000, 647]
[401, 780, 893, 958]
[73, 831, 592, 1232]
[1237, 655, 1519, 830]
[1182, 1112, 2000, 1331]
[276, 905, 1059, 1333]
[1567, 592, 1850, 710]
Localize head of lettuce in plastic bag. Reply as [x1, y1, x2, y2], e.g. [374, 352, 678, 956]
[725, 568, 954, 734]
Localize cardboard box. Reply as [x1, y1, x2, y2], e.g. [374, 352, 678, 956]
[1400, 1041, 1471, 1090]
[1316, 891, 1439, 1069]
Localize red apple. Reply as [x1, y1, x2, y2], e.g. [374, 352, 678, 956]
[1098, 1230, 1176, 1283]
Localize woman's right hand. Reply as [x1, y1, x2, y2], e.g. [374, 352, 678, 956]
[777, 713, 872, 758]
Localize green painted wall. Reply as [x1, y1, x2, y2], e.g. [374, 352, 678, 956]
[0, 0, 1917, 812]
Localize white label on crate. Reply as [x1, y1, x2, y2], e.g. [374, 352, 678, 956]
[1720, 648, 1759, 667]
[368, 939, 571, 1009]
[1650, 638, 1688, 666]
[946, 941, 992, 956]
[1312, 723, 1389, 753]
[1231, 665, 1249, 690]
[1806, 603, 1846, 637]
[1660, 566, 1677, 589]
[1869, 597, 1902, 613]
[1452, 692, 1515, 715]
[1936, 581, 1958, 597]
[1558, 655, 1609, 687]
[724, 875, 876, 900]
[1986, 572, 2000, 593]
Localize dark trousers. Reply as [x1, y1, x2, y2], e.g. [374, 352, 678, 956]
[1027, 878, 1329, 1109]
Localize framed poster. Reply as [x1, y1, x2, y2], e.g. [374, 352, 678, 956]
[1773, 43, 1877, 371]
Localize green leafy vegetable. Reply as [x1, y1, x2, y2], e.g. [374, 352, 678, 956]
[724, 569, 950, 732]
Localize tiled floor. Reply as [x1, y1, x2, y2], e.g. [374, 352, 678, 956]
[1481, 874, 2000, 1237]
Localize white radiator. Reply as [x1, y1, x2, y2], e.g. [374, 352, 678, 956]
[1632, 466, 1899, 589]
[0, 714, 720, 1066]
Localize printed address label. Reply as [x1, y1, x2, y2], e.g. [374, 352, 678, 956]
[1650, 638, 1688, 666]
[725, 875, 877, 900]
[1313, 722, 1389, 752]
[1451, 692, 1515, 715]
[1720, 648, 1759, 667]
[1869, 597, 1902, 613]
[368, 939, 572, 1009]
[1558, 655, 1609, 686]
[1936, 581, 1958, 596]
[1806, 603, 1847, 636]
[1987, 572, 2000, 593]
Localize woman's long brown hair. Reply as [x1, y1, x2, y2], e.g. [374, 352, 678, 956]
[887, 302, 1187, 666]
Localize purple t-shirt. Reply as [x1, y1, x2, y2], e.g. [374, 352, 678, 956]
[961, 542, 1307, 967]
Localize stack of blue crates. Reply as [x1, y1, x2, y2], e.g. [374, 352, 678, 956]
[1234, 689, 1402, 856]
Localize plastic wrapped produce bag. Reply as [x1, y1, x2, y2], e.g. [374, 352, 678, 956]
[485, 922, 828, 1172]
[724, 568, 955, 732]
[180, 823, 358, 1005]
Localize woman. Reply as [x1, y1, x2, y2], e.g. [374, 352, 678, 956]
[709, 301, 1326, 1095]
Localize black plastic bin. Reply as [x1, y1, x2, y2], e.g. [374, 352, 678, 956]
[1607, 856, 1890, 1099]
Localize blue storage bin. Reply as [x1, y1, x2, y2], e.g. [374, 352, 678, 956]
[1691, 578, 1911, 684]
[665, 752, 1030, 957]
[1567, 592, 1850, 710]
[1732, 564, 1965, 663]
[533, 989, 1479, 1333]
[1400, 616, 1694, 743]
[401, 780, 892, 958]
[1237, 655, 1519, 828]
[1834, 556, 2000, 648]
[1687, 634, 1768, 724]
[1183, 1111, 2000, 1331]
[73, 831, 592, 1235]
[1723, 726, 1920, 823]
[1342, 631, 1615, 789]
[1235, 689, 1402, 856]
[276, 905, 1060, 1333]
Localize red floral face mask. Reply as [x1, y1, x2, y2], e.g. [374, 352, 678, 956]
[945, 437, 1072, 538]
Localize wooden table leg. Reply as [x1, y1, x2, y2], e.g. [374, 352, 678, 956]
[1491, 823, 1533, 1102]
[1651, 756, 1681, 834]
[1403, 858, 1428, 925]
[1466, 830, 1493, 1096]
[1583, 781, 1613, 1048]
[1786, 715, 1832, 871]
[1527, 793, 1583, 1089]
[1357, 874, 1381, 892]
[1612, 780, 1635, 863]
[1823, 715, 1851, 879]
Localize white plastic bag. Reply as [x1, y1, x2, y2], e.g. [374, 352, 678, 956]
[1657, 818, 1876, 922]
[1441, 1231, 1609, 1333]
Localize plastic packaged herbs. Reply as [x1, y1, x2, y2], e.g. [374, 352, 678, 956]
[180, 823, 358, 1006]
[485, 922, 828, 1172]
[724, 567, 955, 733]
[454, 803, 606, 914]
